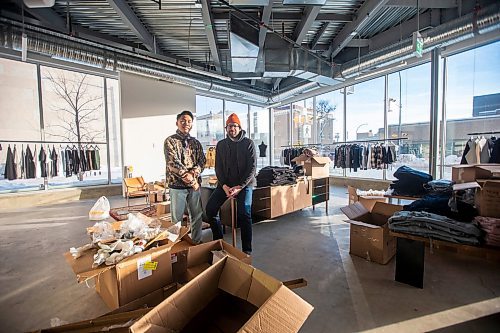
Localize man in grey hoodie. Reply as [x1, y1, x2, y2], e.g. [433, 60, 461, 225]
[205, 113, 257, 254]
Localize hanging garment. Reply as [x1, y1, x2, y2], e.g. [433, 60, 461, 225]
[21, 146, 25, 179]
[79, 149, 87, 172]
[4, 146, 16, 180]
[39, 146, 47, 178]
[205, 147, 216, 168]
[490, 138, 500, 163]
[72, 148, 80, 175]
[51, 146, 58, 177]
[25, 145, 36, 179]
[65, 148, 73, 177]
[13, 145, 21, 179]
[464, 139, 477, 164]
[60, 147, 66, 175]
[34, 145, 41, 178]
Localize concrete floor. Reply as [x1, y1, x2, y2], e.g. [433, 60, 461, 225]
[0, 186, 499, 332]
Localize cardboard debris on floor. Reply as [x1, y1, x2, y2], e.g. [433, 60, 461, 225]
[341, 201, 403, 264]
[129, 256, 314, 333]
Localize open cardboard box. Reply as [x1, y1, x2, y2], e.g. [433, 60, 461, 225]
[292, 154, 330, 179]
[453, 180, 500, 218]
[451, 164, 500, 183]
[341, 202, 402, 264]
[129, 256, 314, 333]
[64, 223, 190, 309]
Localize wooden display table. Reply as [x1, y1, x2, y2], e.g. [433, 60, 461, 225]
[252, 177, 329, 219]
[390, 231, 500, 288]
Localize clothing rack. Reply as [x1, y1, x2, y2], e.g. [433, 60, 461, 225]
[281, 137, 408, 148]
[0, 140, 106, 144]
[466, 131, 500, 136]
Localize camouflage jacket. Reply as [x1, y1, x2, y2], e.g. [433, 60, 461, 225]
[164, 131, 206, 189]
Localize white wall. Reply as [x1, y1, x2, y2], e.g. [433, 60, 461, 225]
[120, 72, 196, 181]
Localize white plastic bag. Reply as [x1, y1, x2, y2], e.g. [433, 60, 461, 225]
[89, 196, 110, 221]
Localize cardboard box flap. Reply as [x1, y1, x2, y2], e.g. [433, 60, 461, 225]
[63, 250, 113, 283]
[476, 165, 500, 177]
[340, 202, 369, 220]
[219, 257, 254, 301]
[310, 156, 330, 165]
[247, 266, 282, 308]
[242, 285, 314, 333]
[371, 202, 403, 216]
[453, 182, 480, 191]
[64, 226, 189, 283]
[291, 154, 308, 163]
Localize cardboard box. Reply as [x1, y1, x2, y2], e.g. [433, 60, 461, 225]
[292, 155, 330, 179]
[156, 201, 170, 216]
[347, 185, 387, 212]
[451, 164, 500, 183]
[455, 181, 500, 218]
[170, 239, 251, 283]
[64, 225, 190, 309]
[129, 256, 314, 333]
[341, 202, 402, 264]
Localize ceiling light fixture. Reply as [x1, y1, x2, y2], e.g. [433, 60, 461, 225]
[354, 61, 407, 81]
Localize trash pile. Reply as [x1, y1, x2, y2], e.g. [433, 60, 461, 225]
[70, 196, 185, 267]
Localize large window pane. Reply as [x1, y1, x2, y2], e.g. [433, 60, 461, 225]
[443, 41, 500, 179]
[345, 78, 385, 179]
[196, 95, 224, 148]
[225, 101, 248, 133]
[0, 58, 42, 192]
[106, 78, 122, 184]
[40, 66, 108, 187]
[316, 90, 344, 176]
[387, 63, 431, 179]
[292, 98, 313, 145]
[249, 105, 270, 169]
[272, 105, 291, 166]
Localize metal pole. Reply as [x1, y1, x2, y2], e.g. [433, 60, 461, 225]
[103, 78, 111, 185]
[440, 57, 447, 179]
[429, 48, 440, 178]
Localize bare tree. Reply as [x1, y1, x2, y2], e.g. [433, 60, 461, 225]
[316, 99, 336, 142]
[44, 70, 105, 144]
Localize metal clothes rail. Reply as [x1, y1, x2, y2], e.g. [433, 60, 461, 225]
[280, 137, 408, 148]
[466, 131, 500, 136]
[0, 140, 107, 144]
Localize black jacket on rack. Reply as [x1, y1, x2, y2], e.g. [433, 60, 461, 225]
[25, 145, 35, 179]
[4, 146, 16, 180]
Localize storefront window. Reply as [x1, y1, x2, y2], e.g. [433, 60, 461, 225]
[196, 95, 224, 150]
[316, 90, 344, 176]
[40, 66, 108, 187]
[345, 78, 385, 179]
[249, 105, 270, 169]
[0, 58, 42, 192]
[272, 104, 291, 166]
[387, 63, 432, 179]
[292, 98, 314, 146]
[106, 78, 122, 184]
[443, 41, 500, 179]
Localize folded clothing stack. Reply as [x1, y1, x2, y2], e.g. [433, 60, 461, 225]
[388, 210, 482, 245]
[256, 166, 297, 187]
[475, 216, 500, 247]
[390, 166, 433, 196]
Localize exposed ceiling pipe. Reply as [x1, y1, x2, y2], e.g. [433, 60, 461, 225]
[338, 4, 500, 78]
[0, 18, 269, 104]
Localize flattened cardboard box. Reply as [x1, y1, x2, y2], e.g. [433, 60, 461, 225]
[341, 202, 402, 264]
[130, 256, 314, 333]
[64, 225, 190, 309]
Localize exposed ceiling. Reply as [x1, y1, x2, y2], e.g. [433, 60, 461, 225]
[0, 0, 498, 101]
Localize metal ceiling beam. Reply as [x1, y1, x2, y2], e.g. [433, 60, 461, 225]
[292, 5, 321, 44]
[310, 22, 329, 49]
[386, 0, 458, 8]
[252, 1, 273, 86]
[200, 0, 222, 73]
[213, 12, 352, 22]
[323, 0, 390, 59]
[107, 0, 160, 53]
[345, 38, 370, 48]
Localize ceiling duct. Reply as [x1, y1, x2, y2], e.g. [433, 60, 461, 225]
[0, 18, 268, 105]
[228, 0, 269, 5]
[230, 14, 259, 73]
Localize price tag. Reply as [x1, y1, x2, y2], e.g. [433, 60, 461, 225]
[137, 255, 152, 280]
[143, 261, 158, 270]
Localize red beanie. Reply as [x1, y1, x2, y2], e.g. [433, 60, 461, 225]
[226, 113, 241, 127]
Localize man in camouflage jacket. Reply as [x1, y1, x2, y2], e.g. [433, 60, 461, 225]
[164, 110, 206, 244]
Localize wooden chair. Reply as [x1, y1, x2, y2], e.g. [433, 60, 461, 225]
[123, 176, 149, 207]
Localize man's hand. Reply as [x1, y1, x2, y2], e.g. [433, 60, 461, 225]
[228, 185, 242, 198]
[181, 171, 194, 184]
[222, 184, 232, 197]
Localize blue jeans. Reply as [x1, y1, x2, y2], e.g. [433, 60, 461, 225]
[206, 186, 253, 253]
[169, 188, 203, 244]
